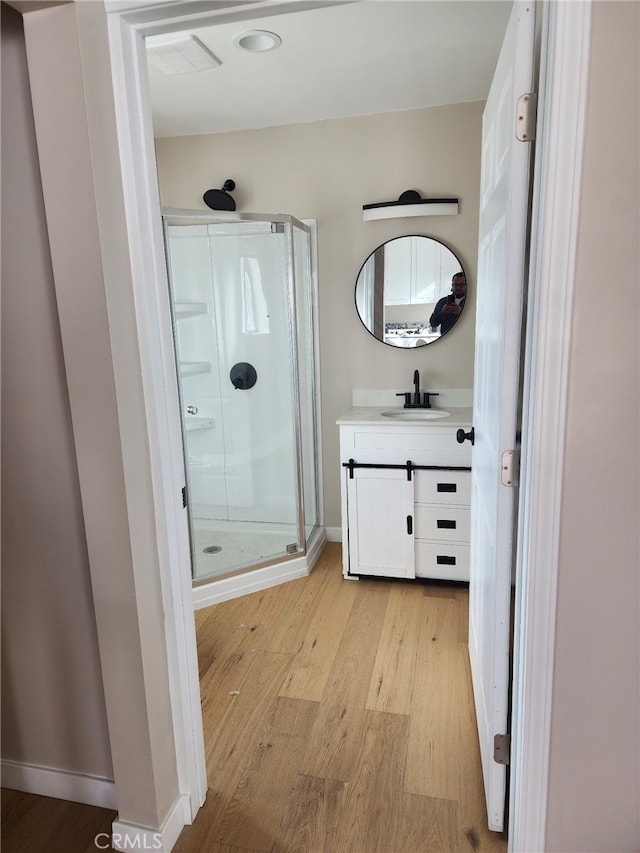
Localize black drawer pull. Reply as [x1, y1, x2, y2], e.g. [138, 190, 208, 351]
[436, 555, 456, 565]
[437, 519, 457, 529]
[437, 483, 457, 493]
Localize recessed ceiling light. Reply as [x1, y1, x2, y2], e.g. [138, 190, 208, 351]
[233, 30, 282, 53]
[146, 34, 221, 75]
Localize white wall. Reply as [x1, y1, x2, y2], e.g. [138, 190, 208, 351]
[0, 1, 113, 787]
[155, 102, 483, 529]
[545, 2, 639, 850]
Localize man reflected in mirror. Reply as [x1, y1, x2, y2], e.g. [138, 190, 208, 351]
[429, 272, 467, 334]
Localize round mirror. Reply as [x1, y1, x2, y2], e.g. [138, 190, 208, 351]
[354, 235, 467, 348]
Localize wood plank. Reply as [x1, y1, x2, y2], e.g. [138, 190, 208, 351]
[279, 563, 358, 701]
[214, 697, 318, 850]
[334, 709, 409, 852]
[265, 543, 346, 656]
[404, 596, 470, 801]
[365, 582, 424, 714]
[197, 571, 309, 677]
[298, 581, 390, 781]
[395, 793, 462, 853]
[205, 650, 293, 789]
[0, 789, 116, 853]
[272, 775, 348, 853]
[172, 784, 268, 853]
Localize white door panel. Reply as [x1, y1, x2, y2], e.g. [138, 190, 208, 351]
[469, 1, 536, 833]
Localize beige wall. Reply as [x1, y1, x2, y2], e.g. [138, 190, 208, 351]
[5, 0, 185, 832]
[545, 2, 639, 850]
[0, 3, 113, 780]
[155, 101, 483, 528]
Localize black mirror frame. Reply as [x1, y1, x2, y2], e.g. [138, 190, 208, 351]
[354, 234, 467, 349]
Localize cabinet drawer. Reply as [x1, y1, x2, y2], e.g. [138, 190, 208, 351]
[415, 542, 469, 582]
[414, 505, 470, 542]
[339, 425, 472, 467]
[414, 470, 470, 505]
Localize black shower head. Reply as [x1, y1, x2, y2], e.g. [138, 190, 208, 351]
[203, 179, 236, 211]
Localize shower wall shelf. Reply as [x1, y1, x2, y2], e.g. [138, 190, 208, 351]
[185, 417, 215, 431]
[180, 361, 211, 377]
[175, 302, 208, 320]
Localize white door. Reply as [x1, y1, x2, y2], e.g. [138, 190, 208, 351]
[468, 1, 536, 833]
[346, 467, 414, 578]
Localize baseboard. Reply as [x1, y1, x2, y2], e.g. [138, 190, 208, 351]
[192, 528, 327, 610]
[0, 759, 116, 809]
[111, 793, 190, 852]
[325, 526, 342, 542]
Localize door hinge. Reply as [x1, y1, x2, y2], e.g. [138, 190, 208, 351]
[516, 92, 537, 142]
[494, 733, 510, 765]
[501, 449, 520, 487]
[182, 486, 187, 508]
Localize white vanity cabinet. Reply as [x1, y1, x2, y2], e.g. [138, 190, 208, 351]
[338, 414, 472, 582]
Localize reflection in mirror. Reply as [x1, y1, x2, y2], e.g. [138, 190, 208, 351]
[355, 235, 467, 347]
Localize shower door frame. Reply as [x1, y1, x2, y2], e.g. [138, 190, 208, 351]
[162, 210, 322, 584]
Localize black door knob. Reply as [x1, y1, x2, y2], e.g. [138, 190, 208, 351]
[456, 427, 475, 445]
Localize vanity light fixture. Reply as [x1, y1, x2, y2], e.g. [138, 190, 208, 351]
[363, 190, 459, 222]
[233, 30, 282, 52]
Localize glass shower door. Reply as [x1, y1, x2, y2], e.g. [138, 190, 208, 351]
[164, 215, 306, 582]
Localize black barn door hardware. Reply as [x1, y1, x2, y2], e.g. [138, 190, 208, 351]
[343, 459, 471, 480]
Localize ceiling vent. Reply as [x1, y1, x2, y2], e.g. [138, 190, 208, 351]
[146, 34, 221, 75]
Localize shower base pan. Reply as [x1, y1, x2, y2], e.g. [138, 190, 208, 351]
[192, 520, 299, 581]
[191, 522, 326, 610]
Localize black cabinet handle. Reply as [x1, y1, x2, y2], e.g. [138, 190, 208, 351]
[407, 515, 413, 535]
[456, 427, 475, 445]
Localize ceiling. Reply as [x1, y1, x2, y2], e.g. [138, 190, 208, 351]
[146, 1, 511, 138]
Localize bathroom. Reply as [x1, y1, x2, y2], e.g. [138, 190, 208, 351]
[151, 1, 500, 594]
[4, 2, 637, 850]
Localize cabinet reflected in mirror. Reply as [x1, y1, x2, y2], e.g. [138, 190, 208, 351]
[354, 235, 467, 347]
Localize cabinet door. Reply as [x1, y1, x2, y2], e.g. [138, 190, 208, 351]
[383, 239, 412, 304]
[346, 468, 414, 578]
[412, 237, 438, 303]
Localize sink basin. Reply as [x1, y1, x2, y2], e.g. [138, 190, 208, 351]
[381, 409, 450, 420]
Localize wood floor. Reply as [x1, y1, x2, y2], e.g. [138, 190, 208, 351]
[1, 542, 507, 853]
[176, 542, 506, 853]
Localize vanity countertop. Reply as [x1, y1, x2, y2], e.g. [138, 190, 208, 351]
[336, 406, 473, 427]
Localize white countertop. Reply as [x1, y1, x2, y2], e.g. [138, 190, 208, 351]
[336, 406, 473, 427]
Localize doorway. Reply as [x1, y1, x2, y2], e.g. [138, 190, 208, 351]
[93, 1, 592, 848]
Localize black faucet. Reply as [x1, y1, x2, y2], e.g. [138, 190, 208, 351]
[396, 370, 440, 409]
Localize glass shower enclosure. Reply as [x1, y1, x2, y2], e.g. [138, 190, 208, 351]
[162, 212, 320, 584]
